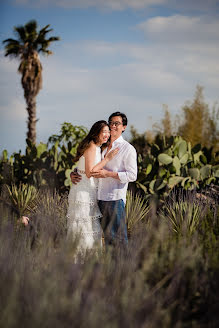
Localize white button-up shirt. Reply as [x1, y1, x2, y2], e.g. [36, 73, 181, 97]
[98, 135, 137, 203]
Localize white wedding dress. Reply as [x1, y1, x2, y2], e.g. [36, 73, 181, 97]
[67, 146, 103, 255]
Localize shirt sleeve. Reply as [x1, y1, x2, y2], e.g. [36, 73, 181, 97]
[117, 146, 137, 183]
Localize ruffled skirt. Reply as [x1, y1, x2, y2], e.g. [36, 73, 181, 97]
[67, 178, 103, 254]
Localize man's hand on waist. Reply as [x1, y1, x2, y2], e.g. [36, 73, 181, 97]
[91, 169, 119, 180]
[70, 169, 82, 184]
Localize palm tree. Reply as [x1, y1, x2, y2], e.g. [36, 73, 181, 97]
[3, 20, 60, 144]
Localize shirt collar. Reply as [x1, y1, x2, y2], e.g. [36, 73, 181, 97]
[112, 135, 124, 146]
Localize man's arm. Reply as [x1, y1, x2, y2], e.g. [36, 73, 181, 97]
[91, 146, 137, 182]
[117, 146, 137, 183]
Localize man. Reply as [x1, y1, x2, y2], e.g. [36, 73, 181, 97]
[71, 112, 137, 246]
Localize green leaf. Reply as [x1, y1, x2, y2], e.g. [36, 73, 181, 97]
[188, 168, 200, 180]
[136, 181, 147, 193]
[149, 180, 156, 194]
[156, 180, 167, 191]
[168, 176, 184, 189]
[214, 169, 219, 178]
[146, 163, 152, 175]
[37, 142, 47, 157]
[178, 141, 187, 159]
[65, 168, 72, 179]
[158, 153, 173, 165]
[2, 150, 8, 161]
[173, 156, 181, 176]
[180, 153, 188, 165]
[205, 177, 215, 185]
[193, 150, 203, 165]
[188, 142, 192, 154]
[181, 177, 191, 187]
[200, 165, 211, 179]
[64, 178, 71, 187]
[158, 168, 166, 178]
[200, 154, 207, 165]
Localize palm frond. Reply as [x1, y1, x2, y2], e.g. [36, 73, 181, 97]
[2, 38, 19, 45]
[14, 25, 26, 43]
[47, 36, 60, 42]
[25, 20, 37, 34]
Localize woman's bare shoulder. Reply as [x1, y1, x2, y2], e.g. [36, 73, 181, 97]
[84, 141, 96, 156]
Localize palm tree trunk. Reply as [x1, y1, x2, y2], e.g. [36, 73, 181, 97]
[26, 97, 37, 144]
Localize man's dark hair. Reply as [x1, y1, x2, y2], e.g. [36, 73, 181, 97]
[108, 112, 128, 126]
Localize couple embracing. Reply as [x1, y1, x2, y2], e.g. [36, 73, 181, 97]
[67, 112, 137, 254]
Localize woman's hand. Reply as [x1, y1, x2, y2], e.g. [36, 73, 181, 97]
[105, 147, 119, 161]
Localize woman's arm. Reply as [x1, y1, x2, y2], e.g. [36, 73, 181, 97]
[84, 143, 118, 178]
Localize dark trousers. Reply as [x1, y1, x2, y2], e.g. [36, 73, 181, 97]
[98, 199, 128, 246]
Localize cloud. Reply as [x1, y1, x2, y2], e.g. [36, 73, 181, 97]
[169, 0, 219, 13]
[0, 98, 26, 120]
[0, 53, 25, 115]
[14, 0, 165, 10]
[137, 15, 219, 44]
[13, 0, 219, 12]
[35, 35, 219, 135]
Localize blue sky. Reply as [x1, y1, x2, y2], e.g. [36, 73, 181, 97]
[1, 0, 219, 154]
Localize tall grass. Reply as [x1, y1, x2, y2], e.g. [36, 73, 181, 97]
[0, 187, 218, 327]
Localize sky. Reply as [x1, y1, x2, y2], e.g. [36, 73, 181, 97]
[1, 0, 219, 154]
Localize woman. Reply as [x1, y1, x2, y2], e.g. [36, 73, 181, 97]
[67, 120, 118, 255]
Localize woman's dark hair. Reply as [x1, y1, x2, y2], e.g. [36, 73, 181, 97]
[73, 120, 109, 163]
[108, 111, 128, 126]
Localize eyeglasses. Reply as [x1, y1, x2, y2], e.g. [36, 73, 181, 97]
[109, 121, 123, 127]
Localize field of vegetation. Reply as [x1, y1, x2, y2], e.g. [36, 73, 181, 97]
[0, 184, 218, 327]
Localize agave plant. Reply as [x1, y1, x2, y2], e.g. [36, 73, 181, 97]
[161, 196, 203, 235]
[126, 190, 150, 232]
[6, 183, 40, 217]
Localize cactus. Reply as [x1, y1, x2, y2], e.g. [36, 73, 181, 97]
[168, 176, 184, 189]
[36, 142, 47, 158]
[158, 153, 173, 165]
[2, 150, 8, 161]
[213, 166, 219, 178]
[200, 165, 211, 179]
[146, 163, 152, 175]
[149, 179, 167, 194]
[188, 168, 200, 180]
[135, 134, 218, 200]
[173, 156, 181, 176]
[180, 153, 189, 165]
[193, 150, 203, 165]
[178, 140, 187, 159]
